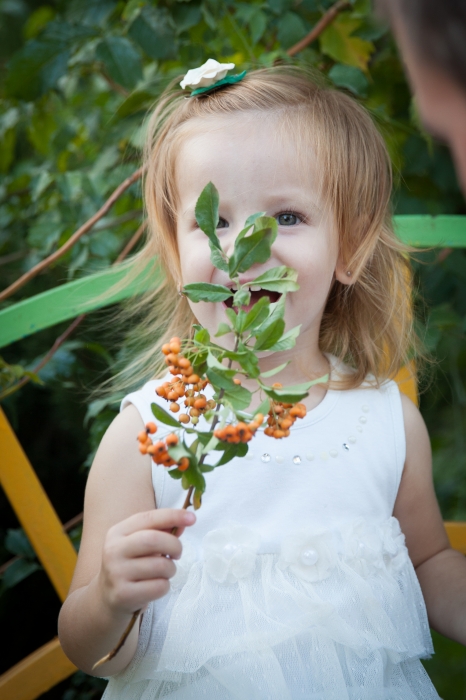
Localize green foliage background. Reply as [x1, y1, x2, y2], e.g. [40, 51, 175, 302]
[0, 0, 466, 697]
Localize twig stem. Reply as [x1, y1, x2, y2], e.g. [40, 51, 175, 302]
[0, 166, 144, 303]
[0, 221, 147, 402]
[286, 0, 350, 57]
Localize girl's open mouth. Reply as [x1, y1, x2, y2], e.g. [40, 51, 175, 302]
[223, 288, 281, 313]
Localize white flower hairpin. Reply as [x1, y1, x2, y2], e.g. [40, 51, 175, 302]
[180, 58, 246, 97]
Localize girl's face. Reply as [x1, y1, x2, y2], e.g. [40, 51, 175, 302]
[175, 112, 350, 356]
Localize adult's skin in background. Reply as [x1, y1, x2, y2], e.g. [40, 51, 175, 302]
[377, 0, 466, 196]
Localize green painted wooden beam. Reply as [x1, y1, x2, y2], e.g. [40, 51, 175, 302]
[0, 262, 160, 349]
[1, 215, 465, 350]
[394, 215, 466, 247]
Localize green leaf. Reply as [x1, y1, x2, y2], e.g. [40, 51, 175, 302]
[24, 7, 56, 40]
[266, 325, 301, 352]
[200, 463, 215, 473]
[277, 11, 307, 49]
[181, 465, 206, 491]
[193, 325, 210, 344]
[229, 226, 277, 277]
[6, 41, 70, 100]
[215, 323, 232, 337]
[328, 64, 369, 97]
[206, 351, 231, 372]
[261, 374, 328, 402]
[168, 442, 195, 464]
[250, 266, 299, 293]
[242, 296, 270, 331]
[244, 211, 266, 228]
[195, 182, 221, 250]
[96, 37, 143, 90]
[0, 128, 16, 173]
[233, 288, 251, 308]
[5, 529, 35, 558]
[260, 292, 286, 329]
[249, 9, 267, 44]
[260, 361, 289, 378]
[233, 309, 247, 333]
[129, 6, 178, 60]
[183, 282, 233, 303]
[189, 438, 199, 454]
[207, 367, 252, 410]
[172, 3, 203, 32]
[209, 241, 229, 272]
[151, 402, 182, 428]
[222, 388, 252, 411]
[193, 489, 203, 510]
[213, 441, 248, 467]
[168, 469, 184, 480]
[225, 307, 239, 331]
[206, 368, 239, 392]
[193, 432, 218, 448]
[319, 14, 374, 71]
[254, 318, 286, 351]
[3, 559, 41, 588]
[255, 396, 272, 417]
[237, 353, 261, 379]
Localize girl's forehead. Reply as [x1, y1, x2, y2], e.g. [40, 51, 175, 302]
[175, 111, 319, 190]
[178, 111, 299, 152]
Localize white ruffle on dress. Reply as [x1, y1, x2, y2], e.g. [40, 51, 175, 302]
[102, 358, 440, 700]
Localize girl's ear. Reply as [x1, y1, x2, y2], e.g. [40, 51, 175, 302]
[335, 256, 356, 286]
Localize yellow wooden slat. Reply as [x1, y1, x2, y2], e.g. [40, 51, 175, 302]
[445, 522, 466, 555]
[0, 407, 77, 602]
[394, 363, 418, 407]
[0, 637, 76, 700]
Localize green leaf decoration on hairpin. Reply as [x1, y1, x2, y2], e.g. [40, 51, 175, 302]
[190, 71, 247, 97]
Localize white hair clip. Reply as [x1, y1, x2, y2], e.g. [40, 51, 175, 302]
[180, 58, 246, 97]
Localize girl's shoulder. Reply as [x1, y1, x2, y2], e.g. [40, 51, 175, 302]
[328, 353, 402, 397]
[121, 378, 162, 426]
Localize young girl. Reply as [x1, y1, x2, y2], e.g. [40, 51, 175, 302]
[58, 63, 466, 699]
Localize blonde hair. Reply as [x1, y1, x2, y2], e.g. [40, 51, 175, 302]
[111, 65, 417, 394]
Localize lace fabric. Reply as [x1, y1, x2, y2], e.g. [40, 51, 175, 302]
[102, 518, 439, 700]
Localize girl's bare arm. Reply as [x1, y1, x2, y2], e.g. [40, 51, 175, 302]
[58, 404, 195, 676]
[394, 394, 466, 645]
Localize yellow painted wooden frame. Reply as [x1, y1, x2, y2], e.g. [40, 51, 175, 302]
[0, 408, 77, 699]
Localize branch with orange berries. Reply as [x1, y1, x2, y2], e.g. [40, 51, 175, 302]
[137, 182, 328, 513]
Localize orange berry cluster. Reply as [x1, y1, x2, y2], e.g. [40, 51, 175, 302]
[137, 425, 190, 471]
[264, 384, 306, 439]
[156, 337, 215, 425]
[214, 413, 264, 444]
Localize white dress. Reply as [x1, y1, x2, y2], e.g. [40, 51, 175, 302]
[102, 359, 439, 700]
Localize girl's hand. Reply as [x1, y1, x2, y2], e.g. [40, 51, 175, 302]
[98, 508, 196, 616]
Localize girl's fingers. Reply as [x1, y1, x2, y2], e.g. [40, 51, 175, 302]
[127, 578, 172, 607]
[128, 555, 177, 582]
[120, 530, 183, 560]
[115, 508, 196, 538]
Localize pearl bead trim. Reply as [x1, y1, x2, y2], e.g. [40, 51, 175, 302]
[244, 404, 370, 465]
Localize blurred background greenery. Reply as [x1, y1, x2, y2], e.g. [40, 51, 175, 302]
[0, 0, 466, 697]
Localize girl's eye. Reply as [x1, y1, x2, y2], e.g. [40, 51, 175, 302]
[276, 212, 301, 226]
[217, 217, 229, 229]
